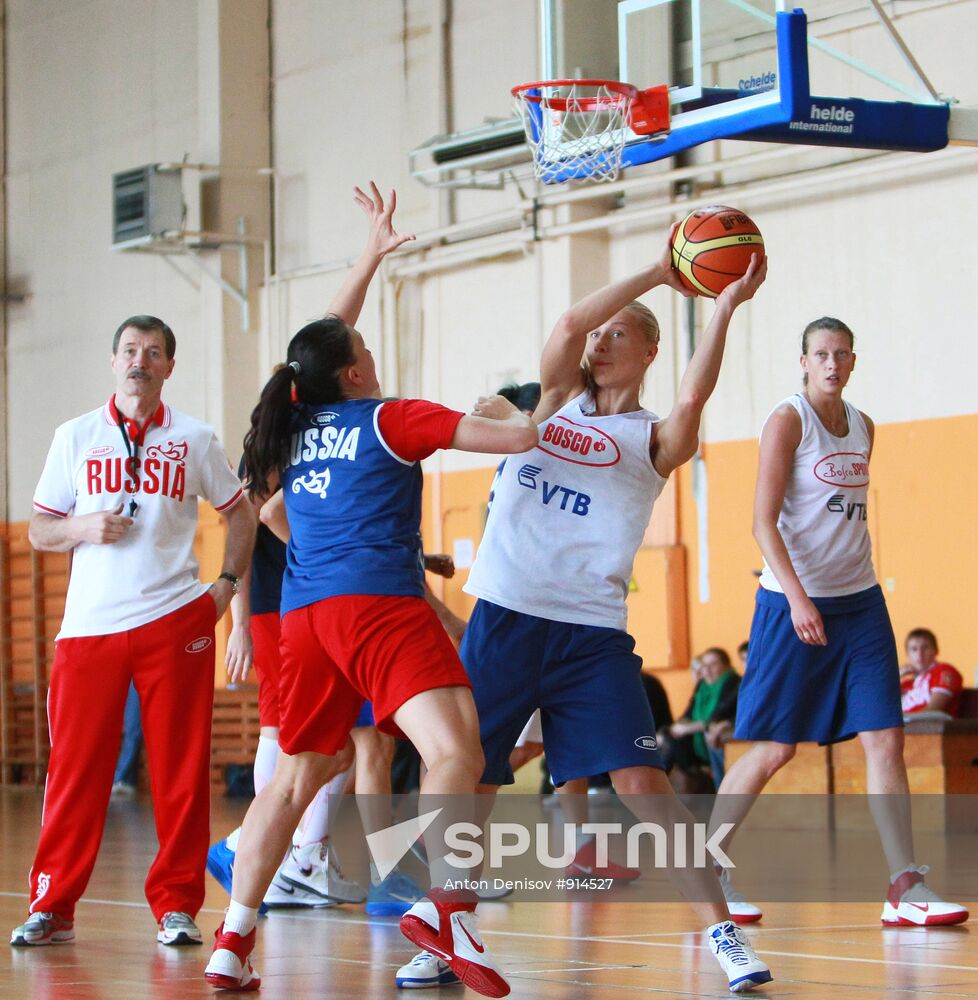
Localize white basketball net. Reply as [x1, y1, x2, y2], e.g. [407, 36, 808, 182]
[513, 81, 635, 184]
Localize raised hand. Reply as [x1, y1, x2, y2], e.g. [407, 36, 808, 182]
[716, 251, 767, 309]
[353, 182, 416, 258]
[659, 221, 698, 298]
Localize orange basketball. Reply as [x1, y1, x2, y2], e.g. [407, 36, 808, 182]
[671, 206, 764, 298]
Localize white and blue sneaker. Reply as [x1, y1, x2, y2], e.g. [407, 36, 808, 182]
[395, 950, 462, 989]
[707, 920, 772, 993]
[206, 838, 268, 916]
[367, 871, 426, 916]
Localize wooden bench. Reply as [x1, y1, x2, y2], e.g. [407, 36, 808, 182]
[726, 718, 978, 795]
[0, 682, 260, 790]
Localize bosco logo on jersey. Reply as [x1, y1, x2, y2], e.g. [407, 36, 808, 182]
[537, 416, 621, 467]
[813, 451, 870, 487]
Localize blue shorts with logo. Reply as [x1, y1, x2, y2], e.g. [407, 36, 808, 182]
[735, 584, 903, 745]
[460, 599, 666, 785]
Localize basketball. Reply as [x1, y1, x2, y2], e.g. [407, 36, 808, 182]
[671, 206, 764, 297]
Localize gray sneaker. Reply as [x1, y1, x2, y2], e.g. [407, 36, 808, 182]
[11, 911, 75, 947]
[156, 911, 202, 945]
[279, 842, 367, 904]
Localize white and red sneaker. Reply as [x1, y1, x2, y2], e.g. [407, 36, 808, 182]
[566, 839, 641, 882]
[717, 868, 763, 925]
[204, 923, 261, 991]
[399, 888, 510, 998]
[881, 865, 969, 926]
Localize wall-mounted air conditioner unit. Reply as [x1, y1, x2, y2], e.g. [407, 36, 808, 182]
[111, 165, 185, 249]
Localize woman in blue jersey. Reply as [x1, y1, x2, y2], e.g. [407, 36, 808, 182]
[400, 230, 774, 994]
[709, 318, 968, 928]
[203, 186, 536, 999]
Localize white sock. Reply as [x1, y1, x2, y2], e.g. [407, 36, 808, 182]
[429, 856, 468, 891]
[254, 736, 280, 796]
[294, 766, 352, 847]
[225, 827, 241, 853]
[369, 861, 382, 886]
[890, 863, 918, 883]
[224, 900, 259, 936]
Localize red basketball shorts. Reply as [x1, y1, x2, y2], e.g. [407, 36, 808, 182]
[278, 594, 470, 756]
[250, 611, 282, 728]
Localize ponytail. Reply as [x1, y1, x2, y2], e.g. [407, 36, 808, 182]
[242, 316, 357, 497]
[243, 366, 296, 497]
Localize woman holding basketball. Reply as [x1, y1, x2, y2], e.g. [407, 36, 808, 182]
[203, 186, 536, 998]
[709, 317, 968, 927]
[397, 227, 774, 995]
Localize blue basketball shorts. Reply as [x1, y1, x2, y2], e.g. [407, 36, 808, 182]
[459, 599, 666, 786]
[353, 701, 374, 729]
[735, 584, 903, 745]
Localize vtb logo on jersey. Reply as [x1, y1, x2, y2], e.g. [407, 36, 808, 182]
[517, 464, 591, 516]
[538, 417, 621, 467]
[826, 493, 867, 520]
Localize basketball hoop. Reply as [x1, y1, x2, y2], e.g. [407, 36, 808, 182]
[512, 79, 669, 184]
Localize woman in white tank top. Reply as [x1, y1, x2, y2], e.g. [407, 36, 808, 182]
[450, 229, 778, 992]
[709, 318, 968, 928]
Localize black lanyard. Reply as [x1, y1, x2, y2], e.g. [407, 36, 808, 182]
[115, 412, 150, 518]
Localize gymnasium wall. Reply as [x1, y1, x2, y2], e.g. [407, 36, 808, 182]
[2, 1, 977, 703]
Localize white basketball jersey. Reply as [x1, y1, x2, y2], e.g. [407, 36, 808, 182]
[758, 393, 877, 597]
[465, 392, 667, 630]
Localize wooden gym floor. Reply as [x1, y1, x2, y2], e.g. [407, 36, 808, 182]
[0, 787, 975, 999]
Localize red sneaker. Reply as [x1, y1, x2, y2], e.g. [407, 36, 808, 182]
[400, 888, 510, 997]
[566, 839, 641, 882]
[204, 923, 261, 991]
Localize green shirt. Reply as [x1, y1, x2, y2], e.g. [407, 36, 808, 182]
[690, 670, 739, 761]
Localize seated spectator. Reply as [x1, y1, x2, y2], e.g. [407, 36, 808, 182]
[901, 627, 964, 718]
[667, 648, 740, 792]
[736, 639, 749, 671]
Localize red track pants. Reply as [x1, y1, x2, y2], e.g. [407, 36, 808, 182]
[27, 592, 217, 922]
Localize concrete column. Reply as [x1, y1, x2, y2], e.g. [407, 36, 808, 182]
[197, 0, 271, 449]
[0, 7, 7, 522]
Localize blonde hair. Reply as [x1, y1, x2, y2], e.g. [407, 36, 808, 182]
[581, 301, 661, 397]
[624, 301, 660, 344]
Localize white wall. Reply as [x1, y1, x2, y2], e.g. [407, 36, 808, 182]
[5, 0, 978, 516]
[5, 1, 204, 516]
